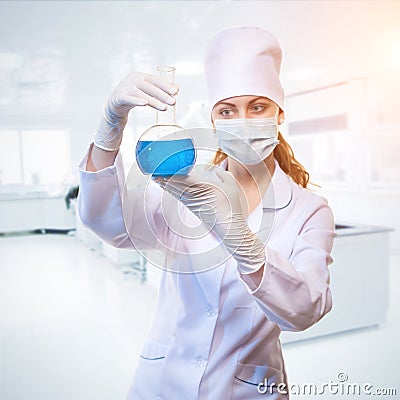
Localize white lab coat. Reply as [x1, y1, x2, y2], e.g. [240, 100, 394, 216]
[78, 144, 335, 400]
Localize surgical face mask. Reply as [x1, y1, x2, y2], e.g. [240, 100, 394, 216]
[214, 114, 280, 165]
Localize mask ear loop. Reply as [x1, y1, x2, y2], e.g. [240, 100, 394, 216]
[273, 107, 280, 122]
[273, 107, 280, 143]
[276, 107, 285, 125]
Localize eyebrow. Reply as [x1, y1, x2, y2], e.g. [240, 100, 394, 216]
[215, 102, 237, 107]
[249, 97, 272, 103]
[215, 97, 272, 108]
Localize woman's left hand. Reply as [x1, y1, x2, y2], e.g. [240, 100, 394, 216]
[153, 167, 266, 275]
[153, 166, 246, 238]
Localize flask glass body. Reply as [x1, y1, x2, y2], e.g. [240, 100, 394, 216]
[135, 66, 196, 176]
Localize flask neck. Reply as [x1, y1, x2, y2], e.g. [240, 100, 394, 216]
[156, 104, 177, 126]
[155, 66, 178, 127]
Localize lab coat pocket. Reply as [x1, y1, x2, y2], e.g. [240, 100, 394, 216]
[233, 296, 259, 346]
[233, 363, 287, 399]
[234, 301, 258, 310]
[139, 339, 168, 360]
[125, 340, 168, 400]
[234, 292, 259, 309]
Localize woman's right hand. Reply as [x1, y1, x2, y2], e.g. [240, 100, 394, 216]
[93, 72, 179, 152]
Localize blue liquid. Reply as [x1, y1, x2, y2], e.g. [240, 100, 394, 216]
[136, 138, 196, 176]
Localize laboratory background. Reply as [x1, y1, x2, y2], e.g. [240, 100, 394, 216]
[0, 1, 399, 399]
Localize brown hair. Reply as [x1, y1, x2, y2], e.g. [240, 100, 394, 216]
[212, 131, 310, 188]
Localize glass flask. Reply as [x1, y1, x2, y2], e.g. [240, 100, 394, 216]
[135, 66, 196, 176]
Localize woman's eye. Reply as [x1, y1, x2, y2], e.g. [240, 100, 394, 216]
[220, 109, 233, 116]
[252, 105, 266, 112]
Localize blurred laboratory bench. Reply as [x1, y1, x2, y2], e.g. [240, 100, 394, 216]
[0, 186, 76, 233]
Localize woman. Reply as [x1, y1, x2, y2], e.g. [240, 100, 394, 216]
[78, 27, 335, 399]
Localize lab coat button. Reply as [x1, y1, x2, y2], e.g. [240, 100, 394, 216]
[207, 308, 218, 317]
[194, 357, 206, 368]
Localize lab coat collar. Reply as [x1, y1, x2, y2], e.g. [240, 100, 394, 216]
[218, 158, 293, 210]
[262, 159, 293, 210]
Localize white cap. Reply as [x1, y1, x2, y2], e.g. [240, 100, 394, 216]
[204, 26, 285, 112]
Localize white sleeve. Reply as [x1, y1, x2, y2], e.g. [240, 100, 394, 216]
[77, 143, 170, 251]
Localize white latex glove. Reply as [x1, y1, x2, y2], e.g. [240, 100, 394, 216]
[154, 167, 266, 274]
[94, 72, 179, 151]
